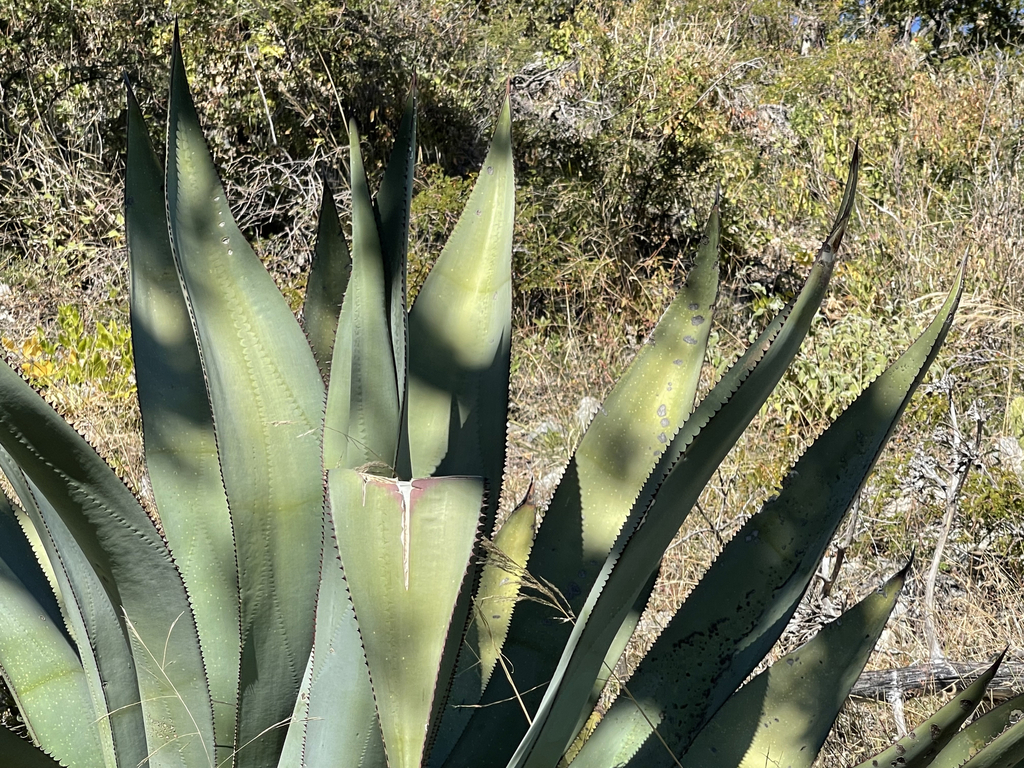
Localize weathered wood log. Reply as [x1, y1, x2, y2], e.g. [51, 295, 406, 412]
[850, 660, 1024, 702]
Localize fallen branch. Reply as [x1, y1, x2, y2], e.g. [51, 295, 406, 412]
[850, 660, 1024, 702]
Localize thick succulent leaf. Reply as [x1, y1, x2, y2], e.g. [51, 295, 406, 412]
[0, 726, 69, 768]
[471, 155, 858, 768]
[474, 491, 538, 692]
[0, 449, 143, 768]
[126, 81, 239, 764]
[570, 201, 720, 722]
[276, 650, 311, 768]
[361, 724, 390, 768]
[0, 369, 213, 767]
[428, 488, 536, 766]
[303, 180, 352, 381]
[558, 570, 662, 768]
[960, 706, 1024, 768]
[299, 532, 382, 766]
[401, 94, 514, 496]
[324, 122, 400, 472]
[165, 30, 324, 765]
[0, 494, 105, 768]
[330, 469, 484, 768]
[854, 651, 1006, 768]
[0, 492, 67, 643]
[438, 198, 722, 768]
[405, 96, 515, 767]
[10, 499, 62, 617]
[568, 255, 964, 768]
[375, 82, 416, 411]
[580, 569, 659, 734]
[276, 533, 384, 768]
[929, 693, 1024, 768]
[680, 564, 909, 768]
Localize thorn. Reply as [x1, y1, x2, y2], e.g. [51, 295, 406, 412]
[897, 554, 915, 580]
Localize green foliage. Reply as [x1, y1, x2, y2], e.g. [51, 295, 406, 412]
[1, 306, 134, 399]
[959, 468, 1024, 571]
[840, 0, 1024, 55]
[772, 310, 921, 428]
[1009, 396, 1024, 444]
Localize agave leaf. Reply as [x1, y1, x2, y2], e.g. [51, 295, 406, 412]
[428, 487, 536, 766]
[571, 203, 721, 726]
[361, 724, 390, 768]
[126, 80, 239, 764]
[0, 726, 69, 768]
[324, 122, 401, 472]
[9, 496, 62, 616]
[474, 488, 538, 692]
[276, 650, 311, 768]
[532, 200, 720, 604]
[165, 29, 324, 765]
[958, 703, 1024, 768]
[854, 651, 1007, 768]
[0, 492, 105, 768]
[303, 180, 352, 382]
[299, 533, 383, 766]
[463, 153, 858, 768]
[404, 95, 515, 766]
[375, 81, 417, 412]
[0, 491, 66, 644]
[401, 94, 514, 496]
[0, 448, 143, 768]
[580, 569, 659, 732]
[680, 563, 909, 768]
[438, 197, 722, 768]
[568, 255, 964, 768]
[276, 534, 385, 768]
[929, 692, 1024, 768]
[0, 364, 214, 768]
[330, 469, 484, 768]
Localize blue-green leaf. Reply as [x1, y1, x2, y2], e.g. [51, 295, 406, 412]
[303, 180, 351, 382]
[324, 122, 400, 473]
[853, 650, 1006, 768]
[930, 692, 1024, 768]
[126, 79, 239, 765]
[375, 82, 416, 414]
[439, 195, 723, 768]
[569, 256, 963, 768]
[680, 564, 909, 768]
[331, 470, 484, 768]
[165, 29, 325, 766]
[0, 493, 105, 768]
[0, 447, 143, 768]
[0, 357, 214, 768]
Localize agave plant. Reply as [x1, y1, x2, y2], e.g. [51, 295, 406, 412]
[0, 26, 1021, 768]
